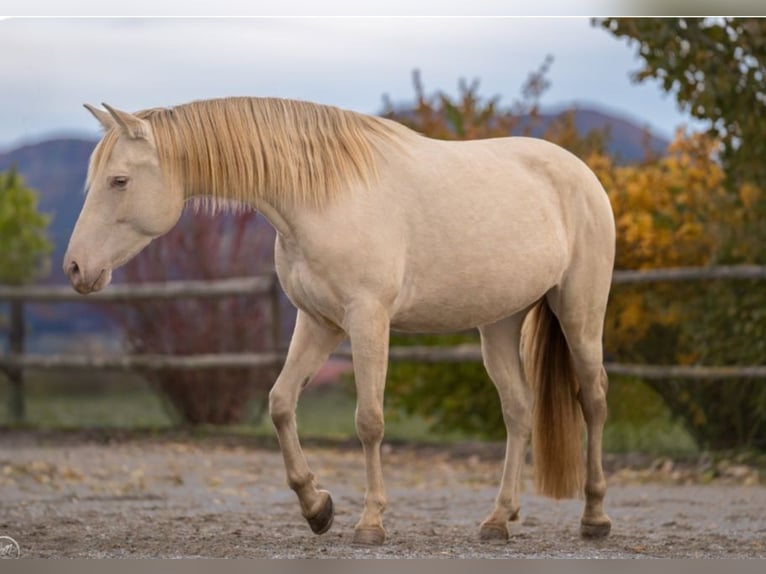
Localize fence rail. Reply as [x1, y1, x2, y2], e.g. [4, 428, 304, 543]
[0, 275, 276, 302]
[0, 272, 283, 423]
[611, 264, 766, 284]
[3, 264, 766, 423]
[3, 347, 766, 380]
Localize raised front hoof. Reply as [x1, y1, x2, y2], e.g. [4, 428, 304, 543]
[306, 492, 335, 535]
[479, 522, 509, 542]
[580, 517, 611, 539]
[353, 526, 386, 546]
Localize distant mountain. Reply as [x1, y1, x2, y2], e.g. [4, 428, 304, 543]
[517, 107, 669, 163]
[0, 107, 669, 342]
[386, 105, 670, 163]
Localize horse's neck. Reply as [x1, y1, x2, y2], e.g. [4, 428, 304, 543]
[251, 198, 295, 242]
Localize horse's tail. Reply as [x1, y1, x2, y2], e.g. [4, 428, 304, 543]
[522, 298, 585, 499]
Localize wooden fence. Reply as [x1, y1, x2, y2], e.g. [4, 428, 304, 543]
[2, 265, 766, 423]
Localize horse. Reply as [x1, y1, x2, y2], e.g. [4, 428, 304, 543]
[64, 97, 615, 546]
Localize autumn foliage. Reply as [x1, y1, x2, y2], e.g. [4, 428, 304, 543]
[595, 132, 766, 449]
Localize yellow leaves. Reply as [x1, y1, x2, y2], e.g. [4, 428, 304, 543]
[592, 130, 740, 273]
[677, 351, 700, 366]
[608, 289, 683, 349]
[618, 295, 644, 333]
[593, 129, 765, 358]
[584, 151, 613, 184]
[739, 182, 761, 209]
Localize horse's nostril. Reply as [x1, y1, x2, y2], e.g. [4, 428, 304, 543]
[69, 261, 81, 280]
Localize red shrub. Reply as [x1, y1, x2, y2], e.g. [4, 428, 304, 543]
[111, 209, 277, 425]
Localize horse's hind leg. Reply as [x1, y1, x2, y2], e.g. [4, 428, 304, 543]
[577, 364, 611, 538]
[269, 310, 346, 535]
[547, 273, 612, 538]
[478, 312, 533, 541]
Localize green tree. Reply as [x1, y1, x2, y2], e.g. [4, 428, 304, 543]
[0, 167, 52, 423]
[596, 18, 766, 190]
[0, 167, 52, 285]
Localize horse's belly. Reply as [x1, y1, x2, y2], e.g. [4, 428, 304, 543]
[390, 301, 528, 333]
[389, 260, 560, 332]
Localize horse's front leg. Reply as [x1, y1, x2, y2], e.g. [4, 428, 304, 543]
[346, 301, 390, 545]
[269, 310, 345, 535]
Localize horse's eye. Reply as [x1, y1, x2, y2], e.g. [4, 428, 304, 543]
[110, 176, 129, 189]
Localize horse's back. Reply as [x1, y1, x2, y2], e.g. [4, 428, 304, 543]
[279, 132, 614, 333]
[382, 135, 614, 331]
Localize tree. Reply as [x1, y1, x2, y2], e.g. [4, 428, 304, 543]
[595, 17, 766, 450]
[0, 167, 52, 285]
[593, 131, 766, 450]
[381, 57, 554, 142]
[0, 167, 52, 422]
[108, 210, 278, 425]
[596, 18, 766, 191]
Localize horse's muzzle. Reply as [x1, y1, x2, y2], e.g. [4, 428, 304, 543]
[64, 257, 110, 294]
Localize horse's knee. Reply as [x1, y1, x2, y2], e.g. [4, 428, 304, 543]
[269, 388, 294, 427]
[355, 405, 384, 443]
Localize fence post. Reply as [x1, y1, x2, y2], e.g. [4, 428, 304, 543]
[8, 300, 25, 423]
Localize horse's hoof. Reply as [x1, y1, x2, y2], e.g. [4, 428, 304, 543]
[353, 525, 386, 546]
[306, 492, 334, 535]
[479, 522, 509, 542]
[580, 517, 611, 539]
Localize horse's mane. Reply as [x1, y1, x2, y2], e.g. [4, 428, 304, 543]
[88, 97, 400, 211]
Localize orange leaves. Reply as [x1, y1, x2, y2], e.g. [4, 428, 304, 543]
[739, 182, 761, 210]
[593, 129, 765, 355]
[591, 129, 732, 272]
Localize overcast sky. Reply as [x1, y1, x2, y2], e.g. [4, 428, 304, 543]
[0, 18, 703, 151]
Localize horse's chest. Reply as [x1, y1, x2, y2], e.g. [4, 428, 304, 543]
[275, 242, 346, 330]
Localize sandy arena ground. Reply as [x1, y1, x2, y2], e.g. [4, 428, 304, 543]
[1, 432, 765, 558]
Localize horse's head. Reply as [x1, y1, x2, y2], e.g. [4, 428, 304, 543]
[64, 104, 184, 293]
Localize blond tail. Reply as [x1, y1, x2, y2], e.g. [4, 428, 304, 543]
[523, 298, 585, 499]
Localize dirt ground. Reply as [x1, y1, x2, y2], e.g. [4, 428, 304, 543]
[1, 431, 765, 558]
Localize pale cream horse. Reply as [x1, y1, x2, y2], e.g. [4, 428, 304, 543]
[64, 97, 615, 545]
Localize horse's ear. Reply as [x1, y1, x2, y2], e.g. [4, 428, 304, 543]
[83, 104, 115, 131]
[101, 103, 149, 140]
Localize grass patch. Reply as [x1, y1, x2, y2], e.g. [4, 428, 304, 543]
[0, 372, 462, 443]
[603, 376, 698, 456]
[1, 371, 698, 454]
[0, 371, 173, 429]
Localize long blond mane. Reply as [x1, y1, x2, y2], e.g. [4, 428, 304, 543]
[88, 97, 399, 210]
